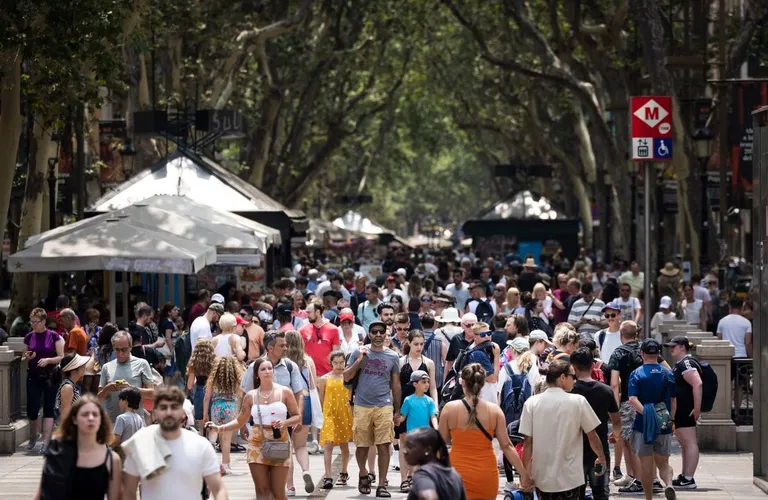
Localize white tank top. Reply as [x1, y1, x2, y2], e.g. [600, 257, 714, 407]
[250, 391, 288, 426]
[214, 333, 235, 357]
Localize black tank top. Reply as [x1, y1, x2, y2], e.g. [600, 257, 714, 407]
[400, 356, 428, 400]
[72, 447, 111, 500]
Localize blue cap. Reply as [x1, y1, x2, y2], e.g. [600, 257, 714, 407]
[602, 299, 622, 312]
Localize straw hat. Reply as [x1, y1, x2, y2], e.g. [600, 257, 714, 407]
[660, 262, 679, 277]
[523, 258, 537, 268]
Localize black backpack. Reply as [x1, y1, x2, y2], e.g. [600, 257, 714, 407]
[440, 340, 496, 404]
[40, 439, 77, 500]
[499, 364, 527, 425]
[699, 360, 718, 413]
[474, 299, 495, 324]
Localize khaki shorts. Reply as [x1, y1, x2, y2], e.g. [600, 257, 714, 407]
[353, 405, 394, 447]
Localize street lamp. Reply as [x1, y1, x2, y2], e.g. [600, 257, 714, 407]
[693, 128, 714, 268]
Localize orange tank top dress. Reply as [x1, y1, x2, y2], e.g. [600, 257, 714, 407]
[449, 401, 499, 499]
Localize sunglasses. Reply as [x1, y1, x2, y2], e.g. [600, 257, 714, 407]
[395, 327, 409, 332]
[370, 329, 386, 336]
[476, 331, 492, 337]
[604, 313, 617, 318]
[421, 298, 432, 302]
[461, 323, 476, 328]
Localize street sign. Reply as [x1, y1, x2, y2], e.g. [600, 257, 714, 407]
[631, 96, 673, 161]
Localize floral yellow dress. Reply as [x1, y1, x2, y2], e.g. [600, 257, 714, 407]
[319, 376, 353, 445]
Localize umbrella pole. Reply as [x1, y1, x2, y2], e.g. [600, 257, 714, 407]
[122, 273, 129, 328]
[109, 271, 117, 324]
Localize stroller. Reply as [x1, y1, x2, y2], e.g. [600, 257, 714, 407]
[502, 421, 536, 500]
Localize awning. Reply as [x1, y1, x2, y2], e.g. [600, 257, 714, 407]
[8, 217, 216, 274]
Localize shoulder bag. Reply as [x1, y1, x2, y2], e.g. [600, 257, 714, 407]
[254, 392, 291, 461]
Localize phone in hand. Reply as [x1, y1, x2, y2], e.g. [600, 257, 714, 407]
[594, 463, 605, 476]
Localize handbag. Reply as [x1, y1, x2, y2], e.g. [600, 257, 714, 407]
[254, 397, 291, 461]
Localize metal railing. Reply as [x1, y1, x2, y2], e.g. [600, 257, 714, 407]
[732, 358, 753, 426]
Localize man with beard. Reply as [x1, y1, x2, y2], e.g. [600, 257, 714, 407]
[122, 386, 227, 500]
[378, 303, 396, 335]
[344, 320, 401, 497]
[300, 300, 341, 377]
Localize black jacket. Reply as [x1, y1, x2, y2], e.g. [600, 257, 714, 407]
[40, 439, 77, 500]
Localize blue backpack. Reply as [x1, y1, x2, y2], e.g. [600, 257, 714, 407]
[499, 363, 529, 426]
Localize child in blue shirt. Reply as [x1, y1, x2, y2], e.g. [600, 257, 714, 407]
[399, 370, 438, 432]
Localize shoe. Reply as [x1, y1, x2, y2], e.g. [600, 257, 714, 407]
[613, 466, 623, 481]
[672, 474, 684, 486]
[618, 479, 644, 494]
[286, 487, 296, 497]
[503, 481, 517, 492]
[306, 441, 320, 454]
[653, 479, 664, 492]
[303, 472, 315, 493]
[393, 466, 400, 471]
[614, 475, 635, 487]
[39, 443, 48, 455]
[664, 485, 677, 499]
[675, 477, 697, 489]
[26, 434, 39, 451]
[322, 477, 334, 490]
[221, 464, 232, 476]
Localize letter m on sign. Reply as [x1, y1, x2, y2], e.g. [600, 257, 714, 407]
[645, 107, 659, 121]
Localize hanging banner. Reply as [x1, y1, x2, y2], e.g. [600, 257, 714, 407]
[662, 179, 678, 214]
[99, 120, 127, 188]
[729, 82, 768, 208]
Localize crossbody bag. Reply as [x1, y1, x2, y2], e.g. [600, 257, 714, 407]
[460, 399, 493, 441]
[254, 391, 291, 461]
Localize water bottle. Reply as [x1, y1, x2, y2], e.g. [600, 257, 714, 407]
[271, 411, 281, 438]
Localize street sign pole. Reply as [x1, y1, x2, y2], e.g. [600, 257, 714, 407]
[630, 96, 673, 338]
[643, 163, 652, 338]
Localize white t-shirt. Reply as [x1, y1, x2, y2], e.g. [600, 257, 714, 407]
[717, 314, 752, 358]
[445, 283, 471, 310]
[596, 328, 621, 363]
[617, 297, 641, 321]
[123, 428, 220, 500]
[682, 299, 703, 326]
[650, 312, 678, 342]
[519, 387, 601, 492]
[189, 316, 212, 350]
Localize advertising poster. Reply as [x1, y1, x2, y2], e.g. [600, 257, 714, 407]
[236, 265, 266, 298]
[99, 120, 127, 188]
[728, 82, 767, 208]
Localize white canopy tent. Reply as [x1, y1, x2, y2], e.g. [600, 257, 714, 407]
[25, 196, 281, 265]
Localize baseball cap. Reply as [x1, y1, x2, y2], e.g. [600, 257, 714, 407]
[409, 370, 429, 384]
[339, 312, 355, 323]
[211, 293, 225, 304]
[208, 303, 225, 314]
[529, 330, 553, 345]
[276, 303, 293, 316]
[641, 338, 661, 354]
[659, 296, 672, 309]
[664, 335, 690, 348]
[386, 275, 397, 282]
[368, 321, 387, 333]
[601, 299, 621, 312]
[235, 315, 248, 325]
[396, 268, 407, 276]
[507, 337, 530, 353]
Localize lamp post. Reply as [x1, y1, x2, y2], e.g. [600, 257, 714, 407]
[47, 158, 58, 230]
[693, 128, 714, 269]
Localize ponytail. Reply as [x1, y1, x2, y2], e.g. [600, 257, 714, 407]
[460, 363, 486, 426]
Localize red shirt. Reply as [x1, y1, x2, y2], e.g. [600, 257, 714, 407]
[300, 322, 340, 376]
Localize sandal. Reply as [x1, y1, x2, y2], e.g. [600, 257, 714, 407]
[368, 473, 376, 484]
[336, 472, 349, 486]
[399, 479, 411, 493]
[321, 477, 334, 490]
[358, 475, 372, 495]
[376, 486, 392, 498]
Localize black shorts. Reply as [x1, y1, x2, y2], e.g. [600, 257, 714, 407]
[394, 420, 406, 439]
[674, 406, 697, 428]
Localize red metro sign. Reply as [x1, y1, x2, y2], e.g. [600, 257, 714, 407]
[630, 96, 673, 161]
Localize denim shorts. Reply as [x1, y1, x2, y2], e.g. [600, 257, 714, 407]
[302, 395, 312, 426]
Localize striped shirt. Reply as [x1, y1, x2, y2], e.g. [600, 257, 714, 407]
[422, 330, 445, 388]
[567, 297, 606, 340]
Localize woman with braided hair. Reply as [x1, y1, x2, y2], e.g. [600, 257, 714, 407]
[439, 363, 533, 499]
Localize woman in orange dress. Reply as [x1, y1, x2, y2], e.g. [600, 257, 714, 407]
[439, 363, 534, 499]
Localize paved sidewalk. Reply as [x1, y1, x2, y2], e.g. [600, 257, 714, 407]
[1, 441, 763, 499]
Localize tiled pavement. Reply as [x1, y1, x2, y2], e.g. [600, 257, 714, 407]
[1, 441, 763, 499]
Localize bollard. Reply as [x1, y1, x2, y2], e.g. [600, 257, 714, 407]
[696, 339, 737, 451]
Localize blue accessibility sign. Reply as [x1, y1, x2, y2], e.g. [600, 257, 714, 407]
[654, 138, 672, 159]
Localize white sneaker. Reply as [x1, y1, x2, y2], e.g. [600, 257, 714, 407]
[614, 475, 635, 487]
[286, 487, 296, 497]
[303, 472, 315, 493]
[306, 441, 320, 454]
[504, 481, 517, 492]
[221, 464, 232, 475]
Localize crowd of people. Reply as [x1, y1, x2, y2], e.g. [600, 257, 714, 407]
[21, 248, 748, 499]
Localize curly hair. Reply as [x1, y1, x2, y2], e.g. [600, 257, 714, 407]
[516, 350, 537, 375]
[553, 323, 579, 349]
[459, 363, 486, 427]
[284, 330, 307, 369]
[208, 356, 243, 395]
[188, 338, 215, 378]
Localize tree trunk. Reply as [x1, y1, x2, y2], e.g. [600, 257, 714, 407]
[9, 121, 56, 319]
[0, 53, 23, 241]
[246, 85, 283, 188]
